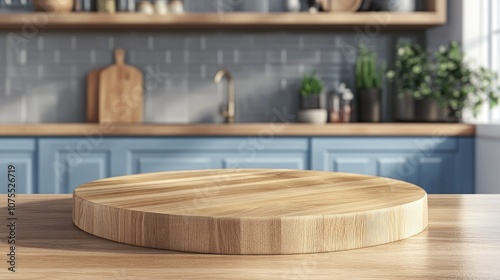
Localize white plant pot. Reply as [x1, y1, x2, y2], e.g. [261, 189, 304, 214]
[298, 109, 328, 124]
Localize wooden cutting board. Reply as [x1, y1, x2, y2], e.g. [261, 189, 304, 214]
[73, 169, 428, 255]
[86, 67, 101, 123]
[98, 48, 143, 123]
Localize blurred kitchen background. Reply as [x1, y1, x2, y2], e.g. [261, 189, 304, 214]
[0, 0, 500, 195]
[0, 0, 456, 123]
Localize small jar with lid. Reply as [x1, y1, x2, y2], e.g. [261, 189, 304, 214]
[154, 0, 168, 14]
[328, 93, 341, 123]
[137, 0, 154, 14]
[168, 0, 184, 14]
[98, 0, 116, 13]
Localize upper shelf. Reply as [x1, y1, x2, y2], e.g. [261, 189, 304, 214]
[0, 0, 446, 30]
[0, 12, 446, 30]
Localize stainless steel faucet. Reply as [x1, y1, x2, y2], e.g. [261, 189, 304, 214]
[214, 69, 235, 124]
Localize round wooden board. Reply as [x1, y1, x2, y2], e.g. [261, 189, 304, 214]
[322, 0, 363, 12]
[73, 169, 428, 255]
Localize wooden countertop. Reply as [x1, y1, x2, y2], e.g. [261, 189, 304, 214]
[1, 195, 499, 279]
[0, 123, 475, 136]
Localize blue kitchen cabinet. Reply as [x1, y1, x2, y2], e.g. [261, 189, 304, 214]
[120, 138, 229, 174]
[38, 138, 118, 194]
[212, 137, 309, 170]
[34, 136, 474, 194]
[37, 137, 309, 193]
[119, 137, 309, 174]
[0, 139, 36, 194]
[311, 137, 474, 194]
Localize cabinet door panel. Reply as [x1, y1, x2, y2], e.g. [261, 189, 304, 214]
[311, 137, 473, 194]
[55, 151, 110, 194]
[222, 154, 307, 170]
[39, 139, 113, 194]
[332, 158, 373, 175]
[129, 153, 218, 174]
[0, 139, 36, 194]
[419, 157, 445, 193]
[377, 157, 414, 182]
[121, 137, 310, 174]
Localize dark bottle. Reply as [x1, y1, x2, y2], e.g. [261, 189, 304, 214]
[74, 0, 97, 12]
[307, 0, 324, 12]
[116, 0, 136, 12]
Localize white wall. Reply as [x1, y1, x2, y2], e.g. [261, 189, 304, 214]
[426, 1, 500, 193]
[461, 0, 497, 122]
[463, 1, 500, 193]
[476, 125, 500, 193]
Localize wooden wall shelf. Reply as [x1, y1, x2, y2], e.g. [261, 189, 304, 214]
[0, 0, 446, 30]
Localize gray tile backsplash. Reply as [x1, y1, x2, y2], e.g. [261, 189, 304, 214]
[0, 28, 422, 123]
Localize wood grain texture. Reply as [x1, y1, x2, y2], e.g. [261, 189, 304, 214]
[1, 195, 499, 279]
[86, 68, 101, 123]
[427, 0, 447, 22]
[0, 123, 476, 136]
[98, 48, 143, 124]
[73, 169, 428, 254]
[0, 4, 447, 30]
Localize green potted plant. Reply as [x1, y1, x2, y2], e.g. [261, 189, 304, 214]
[434, 41, 500, 122]
[386, 42, 438, 122]
[356, 44, 384, 122]
[298, 72, 327, 123]
[300, 72, 325, 108]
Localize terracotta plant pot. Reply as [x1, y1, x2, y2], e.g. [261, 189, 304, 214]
[33, 0, 74, 12]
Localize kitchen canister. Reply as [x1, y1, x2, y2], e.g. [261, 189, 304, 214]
[154, 0, 168, 14]
[74, 0, 97, 11]
[137, 0, 154, 14]
[373, 0, 415, 12]
[97, 0, 116, 13]
[168, 0, 184, 13]
[285, 0, 301, 12]
[358, 0, 372, 11]
[116, 0, 136, 12]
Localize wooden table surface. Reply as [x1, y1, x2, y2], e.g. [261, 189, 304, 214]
[1, 195, 499, 279]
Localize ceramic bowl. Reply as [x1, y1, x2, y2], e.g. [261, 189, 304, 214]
[298, 109, 328, 124]
[33, 0, 74, 12]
